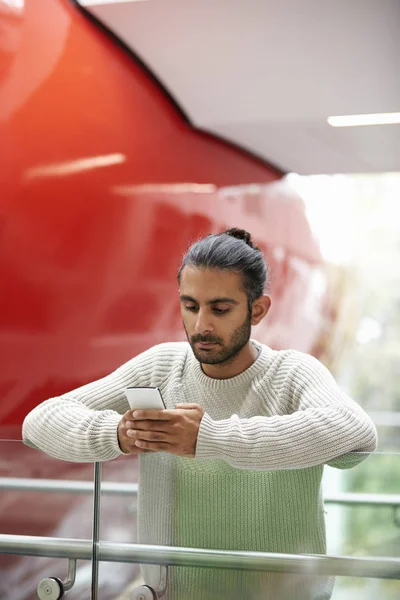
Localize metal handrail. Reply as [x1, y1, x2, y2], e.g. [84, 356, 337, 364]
[0, 534, 399, 579]
[0, 477, 138, 495]
[1, 477, 399, 508]
[324, 492, 400, 508]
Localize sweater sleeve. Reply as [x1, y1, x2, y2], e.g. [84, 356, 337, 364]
[195, 353, 377, 470]
[22, 344, 170, 463]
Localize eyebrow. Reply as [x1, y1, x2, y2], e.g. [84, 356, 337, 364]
[179, 295, 239, 306]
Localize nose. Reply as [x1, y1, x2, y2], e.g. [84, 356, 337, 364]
[194, 309, 214, 335]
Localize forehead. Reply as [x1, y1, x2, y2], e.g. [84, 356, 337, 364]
[179, 267, 246, 301]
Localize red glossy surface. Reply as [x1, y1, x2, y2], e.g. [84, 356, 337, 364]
[0, 3, 337, 597]
[0, 0, 325, 430]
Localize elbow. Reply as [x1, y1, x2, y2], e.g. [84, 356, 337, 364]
[328, 415, 378, 470]
[348, 411, 378, 457]
[22, 409, 40, 449]
[345, 408, 378, 453]
[360, 414, 378, 453]
[21, 397, 59, 453]
[22, 410, 33, 443]
[369, 426, 378, 453]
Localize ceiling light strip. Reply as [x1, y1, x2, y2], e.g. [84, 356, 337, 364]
[328, 113, 400, 127]
[79, 0, 148, 6]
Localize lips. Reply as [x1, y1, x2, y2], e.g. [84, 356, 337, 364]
[196, 341, 218, 348]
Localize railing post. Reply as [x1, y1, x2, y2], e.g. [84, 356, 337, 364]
[91, 462, 102, 600]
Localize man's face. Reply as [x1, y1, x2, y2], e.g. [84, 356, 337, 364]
[179, 267, 252, 365]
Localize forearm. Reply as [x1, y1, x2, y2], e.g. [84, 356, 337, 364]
[22, 397, 124, 462]
[22, 357, 138, 462]
[195, 408, 377, 470]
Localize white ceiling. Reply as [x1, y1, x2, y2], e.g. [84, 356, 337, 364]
[79, 0, 400, 175]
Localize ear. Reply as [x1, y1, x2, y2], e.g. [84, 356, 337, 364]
[251, 295, 271, 326]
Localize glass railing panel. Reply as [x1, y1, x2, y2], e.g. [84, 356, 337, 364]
[330, 576, 399, 600]
[91, 445, 400, 599]
[0, 439, 94, 600]
[324, 451, 400, 554]
[324, 445, 400, 599]
[372, 419, 400, 453]
[96, 454, 141, 598]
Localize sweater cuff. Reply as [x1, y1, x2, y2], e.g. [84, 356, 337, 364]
[195, 412, 232, 461]
[93, 410, 127, 459]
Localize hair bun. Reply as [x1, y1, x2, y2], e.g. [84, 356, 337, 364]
[224, 228, 258, 250]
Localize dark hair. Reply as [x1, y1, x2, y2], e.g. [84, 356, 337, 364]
[177, 228, 269, 304]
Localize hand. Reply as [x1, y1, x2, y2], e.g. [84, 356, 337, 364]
[118, 410, 152, 455]
[124, 403, 204, 457]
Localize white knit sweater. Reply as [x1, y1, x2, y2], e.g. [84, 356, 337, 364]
[22, 342, 377, 600]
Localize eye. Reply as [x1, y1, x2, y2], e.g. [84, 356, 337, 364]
[184, 305, 198, 312]
[213, 308, 230, 315]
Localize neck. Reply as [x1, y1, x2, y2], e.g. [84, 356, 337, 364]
[201, 341, 258, 379]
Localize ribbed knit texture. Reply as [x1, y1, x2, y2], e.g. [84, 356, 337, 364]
[23, 342, 377, 600]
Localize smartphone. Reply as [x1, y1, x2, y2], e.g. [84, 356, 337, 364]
[123, 387, 166, 410]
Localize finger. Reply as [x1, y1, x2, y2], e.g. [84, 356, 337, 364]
[126, 427, 168, 440]
[132, 409, 173, 421]
[135, 440, 170, 451]
[134, 431, 170, 443]
[121, 440, 141, 453]
[126, 428, 168, 440]
[124, 410, 138, 420]
[121, 432, 139, 446]
[124, 409, 161, 420]
[175, 403, 200, 409]
[129, 420, 171, 432]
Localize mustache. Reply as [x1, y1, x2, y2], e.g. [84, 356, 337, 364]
[191, 335, 222, 344]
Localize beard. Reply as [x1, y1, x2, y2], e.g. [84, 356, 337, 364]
[184, 312, 252, 365]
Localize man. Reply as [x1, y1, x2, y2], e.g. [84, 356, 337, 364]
[23, 228, 377, 600]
